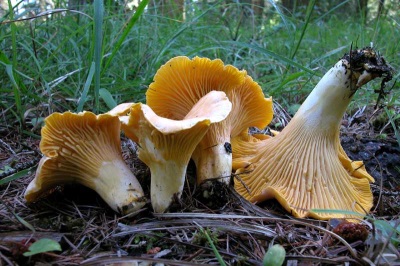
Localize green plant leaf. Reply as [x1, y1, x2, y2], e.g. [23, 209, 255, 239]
[23, 238, 62, 256]
[263, 244, 286, 266]
[374, 219, 400, 247]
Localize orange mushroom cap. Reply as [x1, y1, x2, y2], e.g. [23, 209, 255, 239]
[119, 91, 232, 212]
[233, 48, 392, 219]
[24, 111, 146, 214]
[146, 56, 273, 184]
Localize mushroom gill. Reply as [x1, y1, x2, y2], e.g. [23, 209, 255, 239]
[146, 56, 273, 184]
[233, 47, 393, 219]
[24, 111, 146, 214]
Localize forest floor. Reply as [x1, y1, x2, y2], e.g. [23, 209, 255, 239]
[0, 105, 399, 266]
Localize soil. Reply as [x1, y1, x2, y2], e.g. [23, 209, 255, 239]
[0, 106, 399, 265]
[341, 135, 400, 216]
[339, 107, 400, 218]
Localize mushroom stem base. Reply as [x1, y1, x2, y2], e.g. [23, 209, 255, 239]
[95, 159, 146, 214]
[193, 143, 232, 185]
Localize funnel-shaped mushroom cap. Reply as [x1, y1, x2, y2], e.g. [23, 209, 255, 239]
[233, 47, 392, 219]
[121, 91, 232, 213]
[233, 124, 374, 220]
[146, 56, 273, 184]
[107, 103, 135, 116]
[232, 130, 271, 171]
[24, 111, 146, 214]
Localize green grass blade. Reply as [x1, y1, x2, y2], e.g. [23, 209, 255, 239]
[99, 88, 117, 109]
[14, 212, 36, 232]
[17, 40, 43, 71]
[310, 45, 348, 65]
[7, 0, 17, 67]
[0, 167, 36, 186]
[199, 226, 226, 266]
[0, 198, 36, 232]
[267, 0, 289, 29]
[290, 0, 316, 59]
[315, 0, 352, 22]
[0, 50, 11, 64]
[385, 107, 400, 148]
[77, 62, 96, 112]
[93, 0, 104, 112]
[102, 0, 149, 73]
[220, 41, 317, 76]
[0, 56, 34, 81]
[22, 130, 41, 139]
[310, 209, 366, 217]
[5, 64, 23, 125]
[150, 2, 218, 70]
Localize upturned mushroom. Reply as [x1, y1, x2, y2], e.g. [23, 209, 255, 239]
[146, 56, 273, 185]
[233, 47, 393, 219]
[25, 111, 146, 214]
[118, 91, 232, 213]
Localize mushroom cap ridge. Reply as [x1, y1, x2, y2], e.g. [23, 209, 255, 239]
[25, 111, 146, 214]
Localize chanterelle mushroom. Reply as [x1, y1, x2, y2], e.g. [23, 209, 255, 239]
[25, 111, 146, 214]
[119, 91, 232, 213]
[146, 56, 273, 185]
[233, 47, 393, 220]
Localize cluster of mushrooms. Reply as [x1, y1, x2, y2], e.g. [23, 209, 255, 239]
[25, 48, 393, 220]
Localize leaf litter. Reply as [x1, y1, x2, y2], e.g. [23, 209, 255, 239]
[0, 105, 399, 265]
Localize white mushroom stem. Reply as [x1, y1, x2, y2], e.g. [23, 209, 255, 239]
[145, 56, 273, 186]
[94, 159, 145, 213]
[24, 112, 146, 215]
[137, 117, 213, 213]
[191, 137, 232, 184]
[26, 156, 145, 214]
[295, 59, 359, 134]
[120, 91, 232, 213]
[233, 47, 392, 219]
